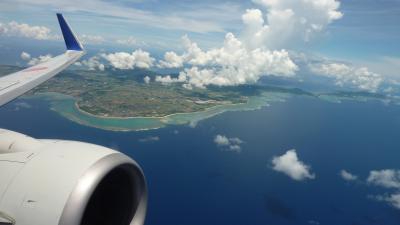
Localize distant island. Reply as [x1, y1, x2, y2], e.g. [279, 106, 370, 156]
[0, 65, 389, 131]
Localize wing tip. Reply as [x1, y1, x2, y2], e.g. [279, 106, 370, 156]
[57, 13, 84, 51]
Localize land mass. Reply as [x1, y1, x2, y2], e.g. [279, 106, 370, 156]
[33, 68, 252, 117]
[0, 65, 312, 118]
[0, 65, 389, 131]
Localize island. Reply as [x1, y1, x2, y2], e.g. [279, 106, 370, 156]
[0, 65, 388, 131]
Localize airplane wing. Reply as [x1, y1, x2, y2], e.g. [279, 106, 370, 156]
[0, 13, 85, 107]
[0, 14, 147, 225]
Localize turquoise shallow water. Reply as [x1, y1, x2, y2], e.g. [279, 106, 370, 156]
[25, 92, 289, 131]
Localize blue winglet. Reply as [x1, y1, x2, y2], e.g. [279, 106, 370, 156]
[57, 13, 83, 51]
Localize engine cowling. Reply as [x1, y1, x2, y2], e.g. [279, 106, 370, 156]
[0, 129, 147, 225]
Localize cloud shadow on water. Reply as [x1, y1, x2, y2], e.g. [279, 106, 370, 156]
[263, 194, 296, 221]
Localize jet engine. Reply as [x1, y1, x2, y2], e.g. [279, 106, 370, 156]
[0, 129, 147, 225]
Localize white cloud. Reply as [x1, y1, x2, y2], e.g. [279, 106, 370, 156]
[229, 137, 244, 145]
[101, 49, 155, 70]
[272, 149, 315, 181]
[9, 0, 359, 93]
[27, 54, 53, 66]
[6, 0, 346, 91]
[229, 145, 241, 152]
[243, 0, 342, 49]
[155, 73, 187, 85]
[214, 134, 244, 153]
[156, 33, 297, 89]
[383, 193, 400, 209]
[0, 20, 107, 45]
[143, 76, 150, 84]
[158, 51, 184, 68]
[20, 51, 53, 67]
[373, 193, 400, 209]
[98, 64, 105, 71]
[367, 169, 400, 189]
[214, 135, 230, 146]
[340, 170, 358, 181]
[76, 56, 105, 71]
[365, 169, 400, 210]
[20, 51, 31, 61]
[0, 21, 56, 40]
[309, 62, 383, 92]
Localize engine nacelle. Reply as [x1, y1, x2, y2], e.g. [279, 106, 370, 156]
[0, 129, 147, 225]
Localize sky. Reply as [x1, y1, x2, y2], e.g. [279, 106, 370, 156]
[0, 0, 399, 92]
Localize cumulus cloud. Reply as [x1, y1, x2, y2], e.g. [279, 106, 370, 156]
[83, 0, 345, 90]
[101, 49, 155, 70]
[156, 33, 297, 89]
[229, 145, 242, 152]
[214, 134, 244, 153]
[340, 170, 358, 181]
[0, 21, 55, 40]
[376, 193, 400, 209]
[243, 0, 342, 49]
[155, 73, 187, 84]
[76, 56, 105, 71]
[20, 51, 31, 61]
[20, 51, 54, 67]
[360, 169, 400, 210]
[0, 20, 109, 45]
[12, 0, 350, 92]
[23, 54, 53, 66]
[371, 193, 400, 210]
[214, 135, 230, 146]
[152, 0, 345, 89]
[367, 169, 400, 189]
[143, 76, 151, 84]
[272, 149, 315, 181]
[158, 51, 184, 68]
[309, 62, 383, 92]
[387, 194, 400, 209]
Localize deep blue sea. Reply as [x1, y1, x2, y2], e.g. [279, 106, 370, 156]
[1, 96, 400, 225]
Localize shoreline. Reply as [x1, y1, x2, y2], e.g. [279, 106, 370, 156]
[25, 91, 291, 132]
[54, 108, 165, 132]
[74, 98, 248, 120]
[28, 91, 386, 132]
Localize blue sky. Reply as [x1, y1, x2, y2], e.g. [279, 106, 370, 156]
[320, 0, 400, 57]
[0, 0, 399, 55]
[0, 0, 399, 92]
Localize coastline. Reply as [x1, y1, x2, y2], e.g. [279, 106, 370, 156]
[73, 99, 246, 120]
[23, 91, 291, 131]
[22, 91, 387, 132]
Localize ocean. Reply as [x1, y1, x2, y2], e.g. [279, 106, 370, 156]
[1, 96, 399, 225]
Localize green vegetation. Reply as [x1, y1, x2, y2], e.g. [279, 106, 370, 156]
[0, 65, 388, 120]
[25, 67, 248, 117]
